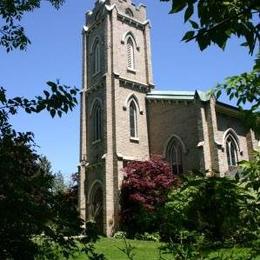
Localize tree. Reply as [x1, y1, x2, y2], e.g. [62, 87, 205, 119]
[52, 171, 66, 194]
[238, 151, 260, 242]
[37, 156, 66, 194]
[161, 171, 251, 243]
[163, 0, 259, 54]
[67, 171, 80, 206]
[0, 117, 83, 259]
[0, 53, 82, 259]
[0, 0, 64, 51]
[53, 172, 81, 237]
[0, 0, 79, 118]
[162, 0, 260, 133]
[120, 157, 177, 236]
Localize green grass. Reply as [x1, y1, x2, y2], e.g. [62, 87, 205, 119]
[73, 237, 260, 260]
[96, 237, 166, 260]
[75, 237, 168, 260]
[206, 247, 260, 260]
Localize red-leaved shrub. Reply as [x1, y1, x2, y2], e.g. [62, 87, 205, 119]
[120, 157, 177, 236]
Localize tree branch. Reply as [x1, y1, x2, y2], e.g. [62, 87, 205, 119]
[188, 9, 260, 42]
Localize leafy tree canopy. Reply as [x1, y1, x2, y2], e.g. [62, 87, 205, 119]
[162, 0, 259, 54]
[0, 120, 82, 259]
[0, 81, 78, 120]
[0, 0, 64, 51]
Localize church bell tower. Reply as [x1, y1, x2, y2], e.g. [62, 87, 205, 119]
[79, 0, 154, 236]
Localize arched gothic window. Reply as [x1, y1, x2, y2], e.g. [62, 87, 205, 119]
[225, 133, 238, 169]
[125, 8, 134, 17]
[129, 100, 138, 138]
[92, 101, 102, 141]
[166, 137, 184, 175]
[93, 39, 100, 74]
[127, 37, 135, 70]
[89, 182, 103, 233]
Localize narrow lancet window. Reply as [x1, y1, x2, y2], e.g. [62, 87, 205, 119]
[93, 102, 102, 141]
[226, 135, 238, 169]
[93, 39, 100, 74]
[166, 137, 184, 175]
[129, 100, 137, 138]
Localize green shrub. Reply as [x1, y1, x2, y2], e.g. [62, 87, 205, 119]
[113, 231, 127, 239]
[159, 230, 205, 260]
[206, 247, 258, 260]
[161, 172, 250, 244]
[135, 232, 160, 242]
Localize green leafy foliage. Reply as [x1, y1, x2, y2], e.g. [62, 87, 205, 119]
[0, 117, 103, 259]
[52, 171, 66, 194]
[161, 172, 252, 244]
[117, 238, 136, 260]
[159, 153, 260, 258]
[135, 232, 160, 242]
[162, 0, 260, 54]
[0, 0, 64, 51]
[0, 122, 82, 258]
[205, 248, 258, 260]
[236, 151, 260, 244]
[240, 151, 260, 194]
[0, 81, 78, 119]
[113, 231, 127, 239]
[159, 231, 204, 260]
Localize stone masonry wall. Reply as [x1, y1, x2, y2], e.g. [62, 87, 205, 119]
[215, 111, 250, 174]
[147, 100, 202, 172]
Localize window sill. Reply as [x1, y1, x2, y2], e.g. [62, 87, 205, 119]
[127, 68, 136, 74]
[130, 137, 139, 143]
[92, 139, 101, 145]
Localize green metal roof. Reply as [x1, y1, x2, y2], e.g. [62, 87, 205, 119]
[146, 90, 210, 101]
[196, 90, 211, 102]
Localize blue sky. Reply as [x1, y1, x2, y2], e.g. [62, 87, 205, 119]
[0, 0, 255, 180]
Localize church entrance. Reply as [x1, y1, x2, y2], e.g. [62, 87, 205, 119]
[89, 183, 104, 234]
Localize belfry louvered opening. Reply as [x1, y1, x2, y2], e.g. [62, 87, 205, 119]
[127, 37, 135, 70]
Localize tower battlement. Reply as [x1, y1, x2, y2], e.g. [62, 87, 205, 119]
[85, 0, 147, 26]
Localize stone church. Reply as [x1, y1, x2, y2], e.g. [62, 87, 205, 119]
[79, 0, 259, 236]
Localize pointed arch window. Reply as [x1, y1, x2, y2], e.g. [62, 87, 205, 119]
[92, 101, 102, 141]
[93, 39, 100, 75]
[125, 8, 134, 17]
[127, 37, 135, 70]
[166, 137, 184, 175]
[129, 100, 138, 138]
[225, 134, 238, 169]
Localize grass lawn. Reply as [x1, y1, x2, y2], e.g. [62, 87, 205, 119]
[74, 237, 168, 260]
[73, 237, 260, 260]
[96, 237, 167, 260]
